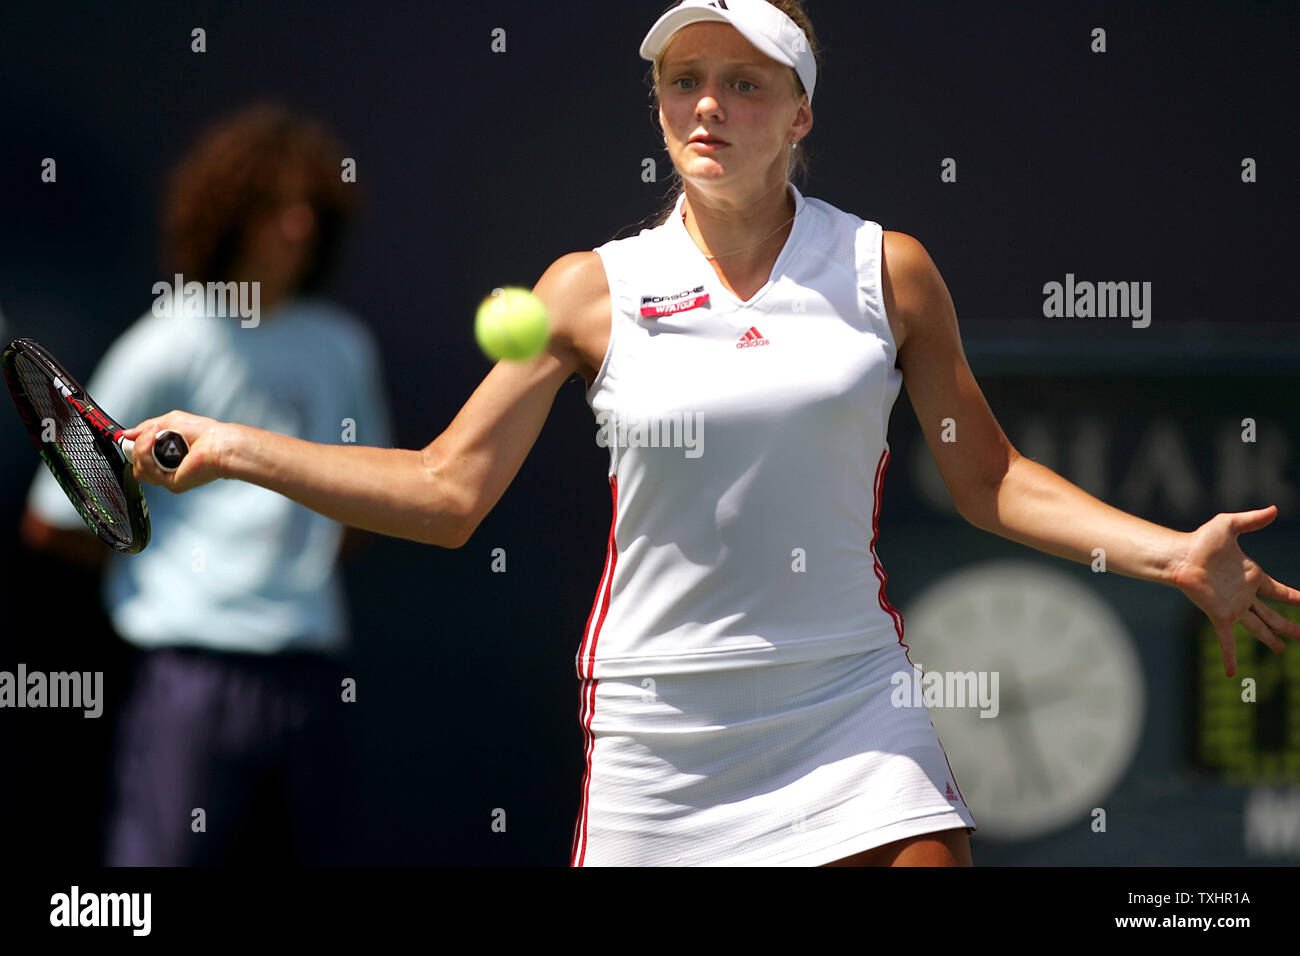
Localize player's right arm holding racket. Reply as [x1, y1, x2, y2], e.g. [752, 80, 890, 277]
[125, 253, 609, 549]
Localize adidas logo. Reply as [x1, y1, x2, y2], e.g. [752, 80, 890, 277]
[945, 782, 958, 802]
[735, 326, 769, 349]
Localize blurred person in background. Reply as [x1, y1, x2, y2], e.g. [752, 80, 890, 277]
[21, 103, 392, 865]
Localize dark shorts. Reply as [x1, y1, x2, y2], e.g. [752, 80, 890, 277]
[103, 645, 355, 866]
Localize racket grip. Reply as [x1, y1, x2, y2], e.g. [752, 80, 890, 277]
[120, 430, 190, 473]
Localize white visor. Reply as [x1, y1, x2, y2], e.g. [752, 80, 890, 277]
[639, 0, 816, 105]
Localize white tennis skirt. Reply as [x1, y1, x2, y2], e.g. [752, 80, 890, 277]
[570, 641, 976, 866]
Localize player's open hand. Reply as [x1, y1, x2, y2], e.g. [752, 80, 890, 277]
[1171, 505, 1300, 678]
[123, 411, 228, 493]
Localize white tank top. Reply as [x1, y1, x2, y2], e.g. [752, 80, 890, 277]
[578, 182, 904, 679]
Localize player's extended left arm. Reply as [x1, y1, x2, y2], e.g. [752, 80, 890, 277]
[887, 231, 1300, 677]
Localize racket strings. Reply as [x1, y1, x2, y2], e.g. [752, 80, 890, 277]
[14, 352, 133, 542]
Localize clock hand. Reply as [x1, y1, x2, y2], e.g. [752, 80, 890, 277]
[994, 659, 1056, 798]
[1014, 657, 1106, 711]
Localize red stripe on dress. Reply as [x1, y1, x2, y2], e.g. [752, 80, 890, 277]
[571, 475, 618, 865]
[868, 449, 972, 813]
[576, 475, 619, 679]
[869, 448, 905, 645]
[570, 676, 599, 866]
[569, 680, 586, 864]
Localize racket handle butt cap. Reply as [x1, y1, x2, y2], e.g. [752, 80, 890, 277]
[120, 430, 190, 472]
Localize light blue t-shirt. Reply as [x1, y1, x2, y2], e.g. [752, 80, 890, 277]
[27, 297, 392, 656]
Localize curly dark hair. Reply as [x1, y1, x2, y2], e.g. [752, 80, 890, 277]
[161, 103, 357, 292]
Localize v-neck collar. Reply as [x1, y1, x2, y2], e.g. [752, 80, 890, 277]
[673, 181, 808, 309]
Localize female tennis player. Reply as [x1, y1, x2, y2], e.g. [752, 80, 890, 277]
[124, 0, 1300, 866]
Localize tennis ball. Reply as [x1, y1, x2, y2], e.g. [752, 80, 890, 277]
[475, 286, 550, 361]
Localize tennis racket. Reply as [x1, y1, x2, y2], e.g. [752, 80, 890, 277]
[3, 336, 189, 554]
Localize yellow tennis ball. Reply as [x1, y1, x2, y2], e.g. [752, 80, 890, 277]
[475, 286, 550, 361]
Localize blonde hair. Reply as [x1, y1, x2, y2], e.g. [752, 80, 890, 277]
[639, 0, 823, 230]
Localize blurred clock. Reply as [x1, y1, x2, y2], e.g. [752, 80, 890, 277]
[902, 560, 1145, 839]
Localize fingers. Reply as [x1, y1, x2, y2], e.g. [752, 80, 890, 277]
[1215, 623, 1237, 678]
[128, 415, 182, 484]
[130, 425, 165, 485]
[1253, 598, 1300, 641]
[1230, 505, 1278, 535]
[1257, 574, 1300, 608]
[124, 413, 173, 440]
[133, 421, 183, 487]
[1248, 598, 1300, 642]
[1213, 599, 1298, 678]
[129, 413, 214, 493]
[1242, 607, 1286, 654]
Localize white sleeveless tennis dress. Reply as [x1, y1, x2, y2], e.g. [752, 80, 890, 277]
[572, 182, 976, 866]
